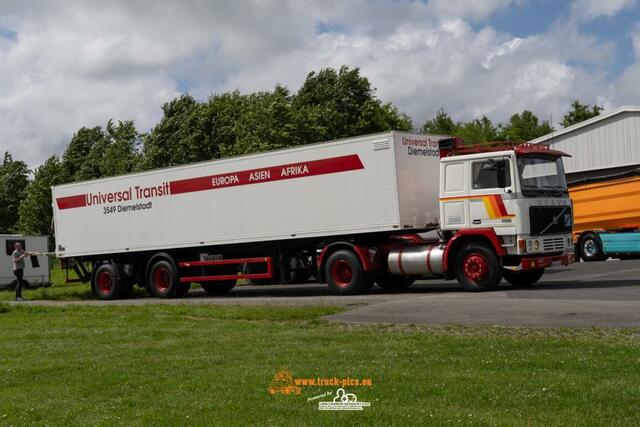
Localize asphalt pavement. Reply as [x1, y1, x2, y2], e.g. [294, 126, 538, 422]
[15, 259, 640, 328]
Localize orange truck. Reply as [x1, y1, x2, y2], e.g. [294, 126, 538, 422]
[570, 172, 640, 261]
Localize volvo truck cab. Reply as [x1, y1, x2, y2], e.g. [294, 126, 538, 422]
[437, 139, 574, 288]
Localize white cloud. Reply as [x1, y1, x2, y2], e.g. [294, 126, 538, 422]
[0, 0, 633, 166]
[426, 0, 519, 22]
[572, 0, 637, 21]
[632, 23, 640, 57]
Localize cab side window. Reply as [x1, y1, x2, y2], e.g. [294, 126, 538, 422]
[472, 159, 511, 189]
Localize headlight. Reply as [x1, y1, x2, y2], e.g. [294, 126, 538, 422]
[525, 238, 541, 253]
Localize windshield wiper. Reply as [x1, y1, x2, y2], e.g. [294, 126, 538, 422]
[539, 207, 568, 235]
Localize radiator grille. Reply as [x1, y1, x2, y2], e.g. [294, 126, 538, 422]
[542, 237, 565, 252]
[529, 206, 572, 236]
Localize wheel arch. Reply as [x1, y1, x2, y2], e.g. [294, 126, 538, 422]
[317, 242, 372, 283]
[145, 252, 178, 282]
[443, 229, 506, 277]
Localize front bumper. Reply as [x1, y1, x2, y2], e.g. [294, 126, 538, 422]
[518, 251, 575, 271]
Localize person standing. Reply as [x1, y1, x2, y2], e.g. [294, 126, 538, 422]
[11, 242, 32, 301]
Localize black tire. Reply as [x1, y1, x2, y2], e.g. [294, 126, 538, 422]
[200, 281, 236, 295]
[93, 263, 124, 300]
[502, 268, 545, 286]
[324, 250, 372, 295]
[453, 243, 502, 292]
[376, 273, 415, 291]
[147, 259, 180, 298]
[580, 233, 605, 262]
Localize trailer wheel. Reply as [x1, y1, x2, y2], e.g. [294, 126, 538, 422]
[325, 250, 371, 295]
[93, 263, 123, 300]
[502, 268, 545, 286]
[200, 282, 235, 295]
[453, 242, 502, 291]
[376, 273, 415, 291]
[580, 233, 605, 262]
[148, 260, 179, 298]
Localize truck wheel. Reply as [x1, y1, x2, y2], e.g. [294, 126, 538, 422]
[580, 233, 605, 262]
[454, 243, 502, 292]
[148, 260, 179, 298]
[376, 273, 415, 291]
[93, 263, 123, 300]
[200, 282, 235, 295]
[502, 269, 545, 286]
[325, 250, 371, 295]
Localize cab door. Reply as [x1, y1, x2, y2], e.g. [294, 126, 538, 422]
[440, 160, 469, 229]
[468, 156, 516, 230]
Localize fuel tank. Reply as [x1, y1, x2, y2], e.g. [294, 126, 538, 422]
[387, 244, 445, 276]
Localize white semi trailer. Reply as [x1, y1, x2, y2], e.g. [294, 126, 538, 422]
[52, 131, 575, 299]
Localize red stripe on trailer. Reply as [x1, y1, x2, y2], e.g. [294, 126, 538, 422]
[56, 194, 87, 210]
[169, 154, 364, 195]
[55, 154, 364, 210]
[426, 247, 433, 274]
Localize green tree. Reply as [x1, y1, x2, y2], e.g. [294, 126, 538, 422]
[562, 100, 602, 127]
[222, 86, 300, 157]
[101, 120, 141, 177]
[455, 116, 499, 144]
[17, 155, 67, 236]
[62, 126, 106, 181]
[293, 66, 411, 143]
[141, 95, 216, 169]
[421, 108, 456, 135]
[0, 152, 30, 233]
[499, 110, 553, 141]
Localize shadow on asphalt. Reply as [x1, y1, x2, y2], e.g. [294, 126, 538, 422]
[171, 277, 640, 300]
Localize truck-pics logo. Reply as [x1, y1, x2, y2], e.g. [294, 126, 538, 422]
[55, 154, 364, 212]
[318, 388, 372, 411]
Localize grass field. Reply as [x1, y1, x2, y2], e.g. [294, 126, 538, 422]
[0, 303, 638, 426]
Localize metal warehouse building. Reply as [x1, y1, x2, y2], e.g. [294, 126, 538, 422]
[529, 106, 640, 183]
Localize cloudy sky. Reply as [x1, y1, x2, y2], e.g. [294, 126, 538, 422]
[1, 0, 639, 167]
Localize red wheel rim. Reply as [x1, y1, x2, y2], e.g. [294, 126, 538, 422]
[153, 266, 171, 293]
[97, 270, 113, 295]
[463, 254, 489, 282]
[330, 260, 353, 287]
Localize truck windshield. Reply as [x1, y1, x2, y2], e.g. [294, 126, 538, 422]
[517, 155, 568, 197]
